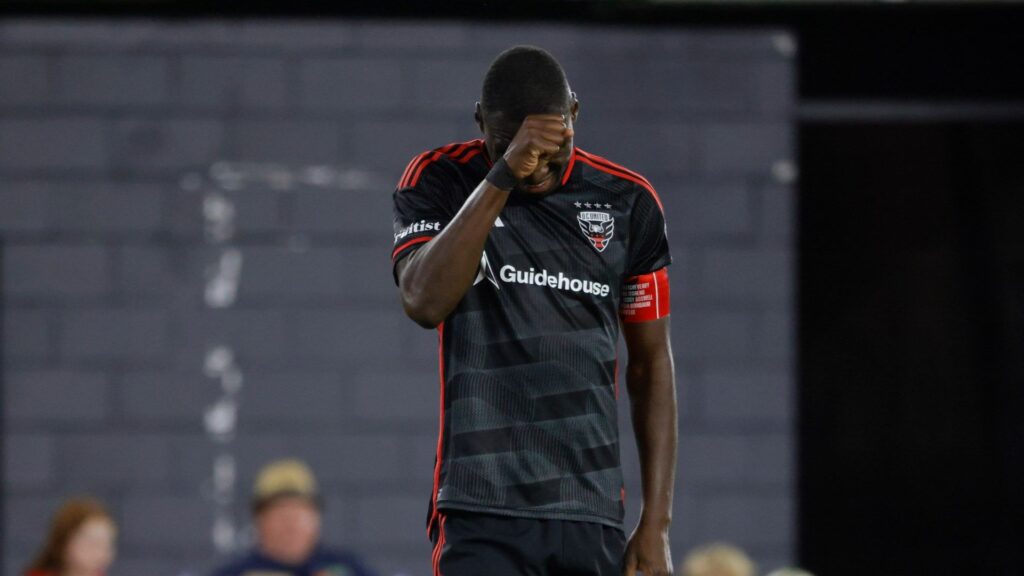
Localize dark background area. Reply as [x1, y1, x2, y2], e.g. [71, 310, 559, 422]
[793, 5, 1024, 575]
[4, 0, 1024, 101]
[800, 123, 1024, 575]
[3, 2, 1023, 575]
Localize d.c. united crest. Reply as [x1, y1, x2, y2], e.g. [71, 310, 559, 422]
[577, 211, 615, 252]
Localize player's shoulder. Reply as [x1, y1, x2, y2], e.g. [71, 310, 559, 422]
[573, 148, 664, 213]
[396, 138, 486, 190]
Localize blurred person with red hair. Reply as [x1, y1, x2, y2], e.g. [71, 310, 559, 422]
[23, 497, 117, 576]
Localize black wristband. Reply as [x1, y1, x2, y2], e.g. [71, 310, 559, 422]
[485, 156, 520, 192]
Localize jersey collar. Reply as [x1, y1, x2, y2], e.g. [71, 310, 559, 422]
[560, 146, 577, 187]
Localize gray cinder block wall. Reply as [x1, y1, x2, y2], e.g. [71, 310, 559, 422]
[0, 19, 795, 576]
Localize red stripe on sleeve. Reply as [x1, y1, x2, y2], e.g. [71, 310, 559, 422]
[391, 236, 432, 261]
[398, 151, 430, 189]
[446, 141, 473, 161]
[408, 151, 444, 187]
[400, 140, 488, 189]
[455, 148, 482, 164]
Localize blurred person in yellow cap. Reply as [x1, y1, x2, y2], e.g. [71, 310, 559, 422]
[210, 459, 377, 576]
[679, 543, 756, 576]
[765, 569, 814, 576]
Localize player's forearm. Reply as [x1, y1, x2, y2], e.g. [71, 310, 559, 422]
[398, 180, 509, 328]
[627, 348, 678, 529]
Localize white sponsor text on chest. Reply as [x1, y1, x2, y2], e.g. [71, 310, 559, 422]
[498, 264, 611, 297]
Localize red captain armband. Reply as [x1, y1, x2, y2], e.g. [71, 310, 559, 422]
[619, 267, 671, 323]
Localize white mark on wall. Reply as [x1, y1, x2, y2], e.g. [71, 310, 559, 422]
[203, 192, 236, 243]
[208, 161, 374, 191]
[205, 248, 243, 308]
[185, 160, 385, 558]
[772, 159, 798, 184]
[200, 172, 246, 554]
[771, 32, 797, 58]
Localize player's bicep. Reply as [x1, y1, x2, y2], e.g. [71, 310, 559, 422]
[622, 316, 671, 355]
[622, 315, 672, 381]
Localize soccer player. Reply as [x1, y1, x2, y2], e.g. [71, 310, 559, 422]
[391, 46, 677, 576]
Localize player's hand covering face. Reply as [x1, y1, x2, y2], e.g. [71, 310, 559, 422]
[492, 113, 574, 195]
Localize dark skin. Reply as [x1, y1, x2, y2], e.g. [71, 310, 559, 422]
[395, 89, 677, 576]
[622, 316, 677, 576]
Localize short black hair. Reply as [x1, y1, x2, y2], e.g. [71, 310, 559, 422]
[481, 45, 571, 123]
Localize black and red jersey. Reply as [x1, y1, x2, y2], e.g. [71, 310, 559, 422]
[391, 139, 671, 539]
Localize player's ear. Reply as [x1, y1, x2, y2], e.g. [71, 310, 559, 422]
[474, 102, 484, 133]
[570, 92, 580, 123]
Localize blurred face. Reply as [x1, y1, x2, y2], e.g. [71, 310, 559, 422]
[64, 517, 116, 576]
[256, 498, 321, 565]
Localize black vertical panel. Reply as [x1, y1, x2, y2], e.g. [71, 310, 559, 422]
[954, 125, 1024, 572]
[0, 240, 4, 572]
[799, 123, 1024, 576]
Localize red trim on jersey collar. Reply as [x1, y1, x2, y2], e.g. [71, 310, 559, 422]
[560, 146, 577, 186]
[574, 149, 663, 213]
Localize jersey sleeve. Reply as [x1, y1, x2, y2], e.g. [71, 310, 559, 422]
[625, 185, 671, 277]
[620, 186, 672, 323]
[391, 155, 457, 284]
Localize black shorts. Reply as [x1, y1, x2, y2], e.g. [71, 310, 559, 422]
[429, 508, 627, 576]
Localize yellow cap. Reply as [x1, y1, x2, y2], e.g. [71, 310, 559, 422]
[680, 543, 756, 576]
[252, 459, 320, 512]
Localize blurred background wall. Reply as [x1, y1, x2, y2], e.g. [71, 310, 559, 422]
[0, 19, 795, 576]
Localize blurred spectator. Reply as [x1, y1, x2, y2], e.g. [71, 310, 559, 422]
[765, 569, 814, 576]
[210, 459, 377, 576]
[680, 543, 756, 576]
[24, 497, 117, 576]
